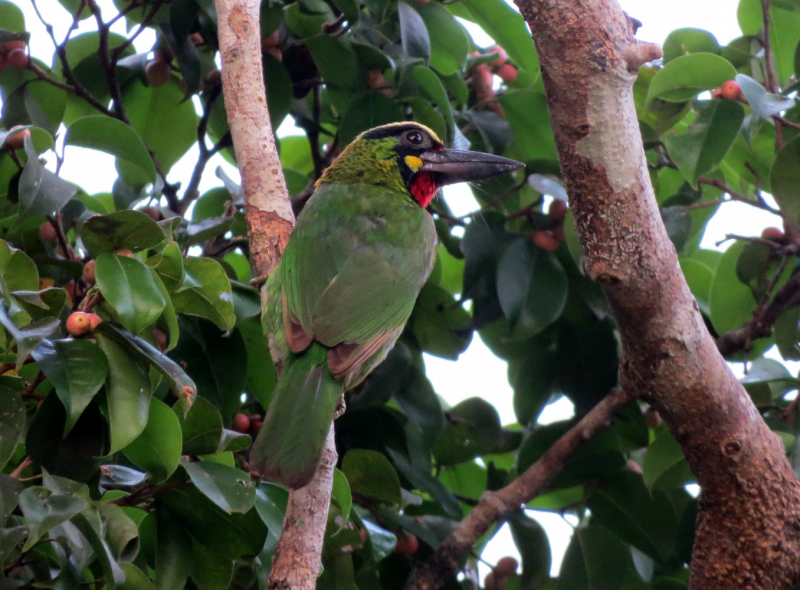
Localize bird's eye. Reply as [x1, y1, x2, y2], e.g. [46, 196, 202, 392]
[406, 131, 424, 145]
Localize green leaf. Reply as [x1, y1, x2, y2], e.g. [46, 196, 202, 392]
[775, 306, 800, 361]
[708, 242, 757, 334]
[497, 237, 568, 338]
[735, 74, 794, 121]
[414, 2, 468, 75]
[182, 459, 256, 514]
[332, 468, 352, 528]
[0, 304, 60, 372]
[97, 333, 153, 453]
[661, 206, 692, 251]
[80, 210, 166, 257]
[154, 508, 193, 590]
[306, 35, 360, 90]
[557, 525, 634, 590]
[662, 28, 720, 63]
[66, 115, 156, 185]
[263, 53, 293, 128]
[0, 239, 38, 293]
[158, 485, 268, 559]
[461, 0, 538, 76]
[341, 449, 402, 504]
[0, 474, 24, 527]
[337, 92, 405, 147]
[190, 539, 235, 590]
[123, 398, 183, 483]
[387, 448, 462, 518]
[506, 510, 551, 590]
[96, 253, 166, 335]
[499, 91, 557, 160]
[680, 258, 713, 315]
[254, 482, 288, 533]
[0, 390, 24, 471]
[13, 287, 68, 322]
[647, 53, 737, 103]
[771, 136, 800, 222]
[19, 486, 88, 551]
[17, 135, 77, 223]
[72, 511, 127, 590]
[32, 338, 109, 434]
[175, 396, 224, 456]
[284, 1, 334, 38]
[664, 100, 744, 186]
[239, 317, 276, 410]
[119, 564, 154, 590]
[408, 283, 471, 360]
[398, 1, 430, 60]
[432, 397, 502, 465]
[643, 426, 695, 490]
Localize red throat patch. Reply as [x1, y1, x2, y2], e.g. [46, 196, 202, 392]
[410, 172, 439, 208]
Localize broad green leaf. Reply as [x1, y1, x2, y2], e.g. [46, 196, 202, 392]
[175, 396, 224, 456]
[708, 241, 757, 334]
[17, 135, 77, 223]
[662, 28, 720, 63]
[284, 1, 334, 38]
[0, 474, 24, 526]
[414, 2, 468, 75]
[647, 53, 736, 103]
[461, 0, 538, 75]
[735, 74, 794, 121]
[643, 426, 695, 490]
[66, 116, 156, 185]
[408, 283, 471, 360]
[0, 389, 24, 471]
[190, 539, 234, 590]
[331, 468, 352, 529]
[239, 317, 276, 410]
[19, 486, 88, 550]
[499, 90, 557, 160]
[663, 100, 743, 186]
[80, 210, 166, 257]
[337, 92, 405, 147]
[410, 67, 455, 143]
[306, 36, 359, 90]
[342, 449, 402, 504]
[680, 259, 713, 315]
[557, 525, 634, 590]
[96, 253, 166, 335]
[154, 508, 193, 590]
[0, 304, 60, 372]
[32, 339, 109, 434]
[387, 448, 462, 518]
[97, 333, 152, 453]
[161, 257, 235, 332]
[0, 239, 38, 293]
[72, 511, 127, 590]
[182, 459, 256, 514]
[96, 501, 140, 560]
[775, 306, 800, 361]
[432, 397, 502, 465]
[254, 482, 288, 533]
[123, 399, 183, 483]
[158, 486, 268, 559]
[770, 136, 800, 222]
[506, 510, 551, 590]
[0, 2, 25, 32]
[13, 287, 68, 322]
[497, 237, 568, 338]
[398, 1, 430, 60]
[119, 564, 154, 590]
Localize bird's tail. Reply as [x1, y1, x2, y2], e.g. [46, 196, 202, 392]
[250, 342, 341, 489]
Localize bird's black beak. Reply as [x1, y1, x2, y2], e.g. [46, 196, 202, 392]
[420, 149, 524, 185]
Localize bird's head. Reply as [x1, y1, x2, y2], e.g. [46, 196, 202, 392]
[317, 122, 524, 207]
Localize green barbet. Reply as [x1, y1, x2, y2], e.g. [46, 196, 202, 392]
[250, 122, 523, 489]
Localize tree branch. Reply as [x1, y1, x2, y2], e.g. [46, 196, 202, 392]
[406, 388, 632, 590]
[213, 1, 336, 589]
[509, 0, 800, 588]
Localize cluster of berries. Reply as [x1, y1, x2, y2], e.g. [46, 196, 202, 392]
[468, 45, 517, 117]
[531, 199, 568, 252]
[0, 39, 29, 72]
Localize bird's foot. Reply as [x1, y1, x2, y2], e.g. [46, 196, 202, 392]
[333, 394, 347, 419]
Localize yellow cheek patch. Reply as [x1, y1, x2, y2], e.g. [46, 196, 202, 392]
[405, 155, 424, 172]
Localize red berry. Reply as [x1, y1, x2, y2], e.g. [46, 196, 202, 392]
[66, 312, 92, 336]
[476, 89, 496, 102]
[393, 532, 419, 554]
[471, 64, 493, 93]
[494, 557, 518, 577]
[64, 281, 76, 302]
[152, 329, 167, 351]
[367, 69, 385, 90]
[762, 227, 784, 240]
[87, 313, 102, 330]
[644, 408, 662, 429]
[5, 127, 30, 150]
[548, 199, 568, 221]
[140, 206, 162, 221]
[0, 53, 8, 73]
[145, 60, 171, 87]
[553, 225, 566, 243]
[0, 40, 25, 54]
[189, 32, 204, 45]
[205, 69, 222, 87]
[249, 416, 263, 436]
[82, 260, 96, 285]
[39, 222, 58, 243]
[359, 528, 368, 544]
[7, 48, 29, 69]
[532, 230, 560, 252]
[264, 47, 282, 62]
[488, 45, 507, 69]
[496, 64, 517, 84]
[720, 80, 742, 101]
[233, 413, 251, 433]
[261, 30, 280, 50]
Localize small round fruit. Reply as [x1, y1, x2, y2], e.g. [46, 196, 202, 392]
[140, 206, 162, 221]
[7, 48, 29, 69]
[6, 127, 30, 150]
[720, 80, 742, 101]
[496, 64, 517, 84]
[67, 312, 92, 336]
[644, 408, 662, 429]
[532, 230, 560, 252]
[87, 313, 102, 330]
[494, 557, 518, 577]
[0, 53, 8, 73]
[360, 528, 368, 544]
[233, 413, 251, 433]
[394, 532, 419, 555]
[762, 227, 784, 240]
[261, 30, 280, 50]
[549, 199, 568, 221]
[367, 69, 385, 89]
[145, 60, 171, 87]
[488, 45, 507, 69]
[471, 64, 493, 93]
[249, 418, 264, 436]
[153, 329, 168, 351]
[82, 260, 96, 285]
[476, 89, 496, 102]
[487, 102, 505, 118]
[205, 69, 222, 87]
[189, 32, 204, 45]
[485, 572, 507, 590]
[114, 248, 134, 258]
[264, 46, 282, 62]
[39, 222, 58, 243]
[553, 225, 566, 243]
[0, 40, 26, 54]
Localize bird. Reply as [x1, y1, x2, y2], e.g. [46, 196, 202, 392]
[249, 122, 524, 489]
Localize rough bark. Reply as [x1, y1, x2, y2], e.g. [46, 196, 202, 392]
[406, 389, 632, 590]
[213, 1, 336, 588]
[508, 1, 800, 588]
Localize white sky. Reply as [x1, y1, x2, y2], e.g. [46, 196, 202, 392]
[4, 0, 773, 581]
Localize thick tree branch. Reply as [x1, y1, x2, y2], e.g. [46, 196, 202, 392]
[406, 388, 632, 590]
[213, 1, 335, 589]
[509, 0, 800, 588]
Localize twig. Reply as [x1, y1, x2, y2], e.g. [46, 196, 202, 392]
[46, 214, 73, 261]
[180, 85, 224, 213]
[85, 0, 129, 122]
[108, 480, 185, 507]
[459, 181, 528, 219]
[111, 0, 165, 61]
[697, 176, 781, 216]
[10, 456, 31, 478]
[406, 388, 632, 590]
[21, 371, 46, 401]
